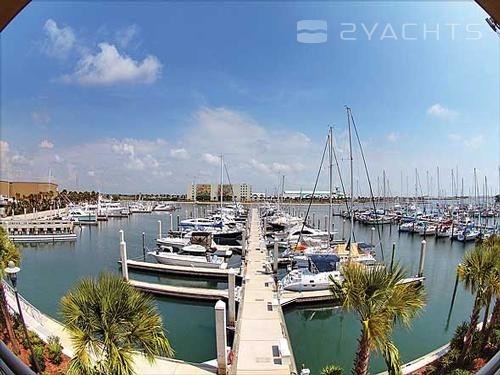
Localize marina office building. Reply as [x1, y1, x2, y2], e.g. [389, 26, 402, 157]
[0, 180, 58, 199]
[186, 183, 252, 201]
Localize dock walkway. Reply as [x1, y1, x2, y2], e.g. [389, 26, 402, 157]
[232, 208, 296, 375]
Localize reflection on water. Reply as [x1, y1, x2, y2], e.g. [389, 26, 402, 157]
[284, 204, 476, 374]
[13, 203, 479, 369]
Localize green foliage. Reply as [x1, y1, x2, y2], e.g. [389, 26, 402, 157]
[450, 322, 468, 350]
[47, 336, 63, 365]
[60, 272, 173, 375]
[329, 263, 425, 374]
[449, 369, 469, 375]
[320, 364, 344, 375]
[0, 226, 20, 275]
[30, 344, 46, 372]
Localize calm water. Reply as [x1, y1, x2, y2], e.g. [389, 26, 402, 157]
[283, 204, 476, 374]
[14, 203, 478, 371]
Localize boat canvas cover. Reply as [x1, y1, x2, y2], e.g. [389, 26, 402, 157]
[309, 254, 340, 272]
[190, 232, 212, 247]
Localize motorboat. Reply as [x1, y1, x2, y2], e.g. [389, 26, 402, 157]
[157, 231, 233, 257]
[67, 208, 97, 224]
[280, 254, 342, 291]
[457, 228, 480, 242]
[179, 218, 223, 229]
[148, 247, 227, 269]
[153, 203, 176, 211]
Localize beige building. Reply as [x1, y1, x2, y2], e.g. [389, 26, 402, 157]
[187, 183, 252, 202]
[0, 181, 58, 199]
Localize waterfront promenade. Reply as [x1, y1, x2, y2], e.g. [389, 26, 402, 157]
[232, 208, 296, 374]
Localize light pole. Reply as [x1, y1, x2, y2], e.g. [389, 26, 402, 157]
[4, 261, 41, 374]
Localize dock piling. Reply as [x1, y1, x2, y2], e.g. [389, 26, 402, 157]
[157, 220, 162, 239]
[228, 270, 236, 327]
[418, 240, 427, 277]
[273, 242, 278, 273]
[241, 230, 247, 259]
[214, 300, 227, 375]
[119, 230, 129, 281]
[142, 232, 146, 261]
[390, 242, 396, 272]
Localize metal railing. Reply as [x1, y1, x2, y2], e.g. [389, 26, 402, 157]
[0, 341, 35, 375]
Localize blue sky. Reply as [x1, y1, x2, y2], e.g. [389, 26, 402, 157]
[1, 1, 498, 194]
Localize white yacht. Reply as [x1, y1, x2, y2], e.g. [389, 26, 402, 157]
[148, 247, 227, 269]
[280, 254, 342, 291]
[67, 208, 97, 224]
[153, 203, 176, 211]
[457, 228, 480, 242]
[156, 232, 233, 257]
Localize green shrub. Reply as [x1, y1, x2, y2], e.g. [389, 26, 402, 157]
[449, 369, 469, 375]
[450, 321, 468, 351]
[47, 336, 63, 365]
[30, 344, 46, 372]
[320, 364, 344, 375]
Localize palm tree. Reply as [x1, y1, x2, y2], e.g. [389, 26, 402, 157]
[478, 236, 500, 347]
[0, 227, 21, 353]
[330, 263, 425, 375]
[60, 273, 173, 375]
[457, 242, 497, 360]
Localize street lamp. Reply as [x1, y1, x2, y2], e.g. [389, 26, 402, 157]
[4, 261, 41, 374]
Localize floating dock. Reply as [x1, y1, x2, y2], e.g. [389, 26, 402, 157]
[0, 219, 77, 243]
[232, 208, 297, 375]
[121, 259, 241, 279]
[129, 279, 228, 301]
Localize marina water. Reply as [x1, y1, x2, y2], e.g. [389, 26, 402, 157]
[15, 203, 478, 373]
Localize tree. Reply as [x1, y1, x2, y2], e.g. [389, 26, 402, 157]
[330, 263, 425, 375]
[60, 273, 173, 375]
[0, 226, 21, 353]
[477, 235, 500, 348]
[457, 242, 497, 361]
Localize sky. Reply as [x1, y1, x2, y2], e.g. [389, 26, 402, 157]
[0, 1, 499, 195]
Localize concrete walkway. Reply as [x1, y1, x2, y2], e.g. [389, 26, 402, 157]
[232, 208, 296, 375]
[3, 282, 215, 374]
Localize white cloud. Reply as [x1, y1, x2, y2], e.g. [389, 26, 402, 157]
[62, 43, 162, 86]
[426, 103, 458, 121]
[39, 139, 54, 149]
[464, 135, 484, 149]
[116, 24, 139, 48]
[387, 132, 399, 142]
[170, 148, 189, 160]
[42, 19, 75, 58]
[202, 153, 221, 166]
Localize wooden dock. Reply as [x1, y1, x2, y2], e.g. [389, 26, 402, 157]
[128, 279, 228, 301]
[121, 259, 241, 279]
[232, 208, 297, 375]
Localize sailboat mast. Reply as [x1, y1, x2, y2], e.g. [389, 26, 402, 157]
[346, 107, 354, 255]
[437, 166, 440, 199]
[328, 126, 333, 242]
[220, 153, 224, 212]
